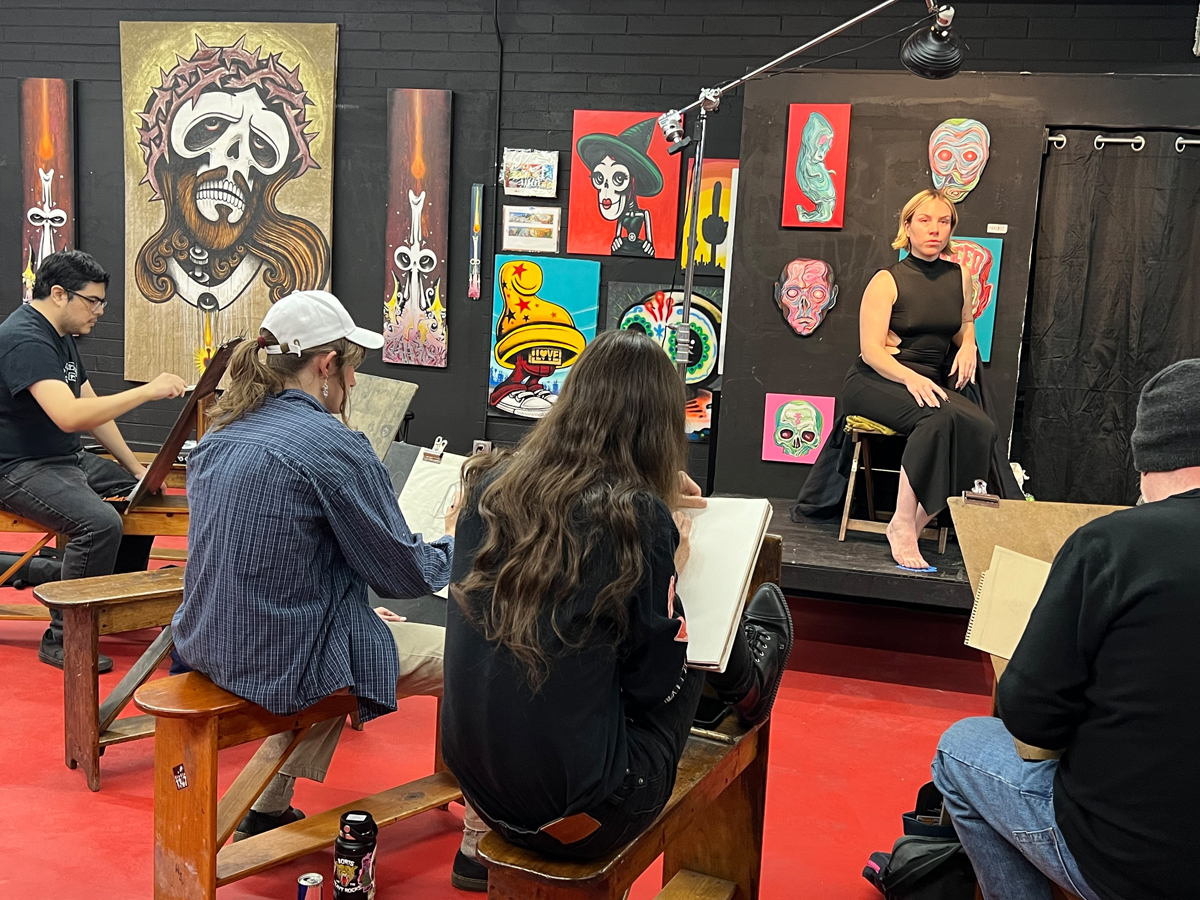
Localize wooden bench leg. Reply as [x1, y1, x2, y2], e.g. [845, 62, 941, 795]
[216, 726, 312, 846]
[662, 721, 770, 900]
[63, 605, 102, 790]
[861, 438, 876, 522]
[154, 715, 220, 900]
[838, 439, 862, 542]
[0, 531, 54, 586]
[98, 625, 175, 734]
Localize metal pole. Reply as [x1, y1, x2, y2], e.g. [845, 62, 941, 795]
[676, 107, 708, 379]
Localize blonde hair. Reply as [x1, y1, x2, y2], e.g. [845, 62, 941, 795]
[209, 330, 366, 430]
[892, 189, 958, 251]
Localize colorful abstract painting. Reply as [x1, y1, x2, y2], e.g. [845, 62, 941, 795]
[488, 256, 600, 419]
[762, 393, 836, 464]
[567, 110, 681, 259]
[120, 22, 337, 381]
[929, 118, 990, 203]
[679, 158, 738, 276]
[781, 103, 850, 229]
[382, 89, 452, 368]
[900, 236, 1003, 363]
[606, 282, 723, 441]
[19, 78, 75, 303]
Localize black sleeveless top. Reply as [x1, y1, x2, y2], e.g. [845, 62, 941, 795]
[887, 255, 963, 383]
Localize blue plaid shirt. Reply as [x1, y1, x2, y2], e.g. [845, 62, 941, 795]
[173, 389, 454, 721]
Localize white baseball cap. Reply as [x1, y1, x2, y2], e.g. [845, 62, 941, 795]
[260, 290, 384, 356]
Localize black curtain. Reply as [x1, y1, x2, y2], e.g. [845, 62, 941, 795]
[1021, 129, 1200, 505]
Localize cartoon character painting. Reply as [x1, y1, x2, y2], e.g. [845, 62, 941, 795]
[929, 118, 990, 203]
[774, 258, 838, 336]
[121, 22, 337, 381]
[488, 256, 599, 419]
[761, 393, 836, 464]
[567, 110, 681, 259]
[781, 103, 851, 229]
[19, 78, 74, 303]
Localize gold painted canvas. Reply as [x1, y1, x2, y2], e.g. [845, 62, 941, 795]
[120, 21, 337, 381]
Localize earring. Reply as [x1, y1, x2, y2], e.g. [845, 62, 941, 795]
[322, 378, 329, 398]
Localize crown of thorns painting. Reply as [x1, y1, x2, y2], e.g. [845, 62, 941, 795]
[121, 23, 336, 380]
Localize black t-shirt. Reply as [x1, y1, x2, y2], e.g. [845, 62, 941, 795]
[997, 489, 1200, 900]
[0, 303, 87, 477]
[441, 486, 689, 830]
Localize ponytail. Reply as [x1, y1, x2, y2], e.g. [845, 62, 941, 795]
[208, 328, 366, 430]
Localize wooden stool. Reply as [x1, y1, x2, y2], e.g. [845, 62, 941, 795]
[35, 568, 185, 790]
[0, 512, 61, 620]
[134, 672, 460, 899]
[838, 416, 949, 554]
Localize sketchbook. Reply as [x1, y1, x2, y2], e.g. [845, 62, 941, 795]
[679, 496, 773, 672]
[396, 447, 467, 599]
[964, 545, 1052, 660]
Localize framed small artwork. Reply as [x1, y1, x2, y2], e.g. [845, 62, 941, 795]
[679, 158, 738, 276]
[762, 393, 836, 464]
[781, 103, 851, 229]
[501, 205, 561, 253]
[502, 148, 559, 198]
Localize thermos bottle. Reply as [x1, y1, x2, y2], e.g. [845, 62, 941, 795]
[332, 810, 378, 899]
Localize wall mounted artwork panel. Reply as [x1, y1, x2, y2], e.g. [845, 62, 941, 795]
[900, 235, 1003, 363]
[781, 103, 850, 229]
[121, 21, 337, 381]
[382, 88, 452, 368]
[679, 158, 738, 276]
[488, 255, 600, 419]
[20, 78, 75, 303]
[929, 118, 991, 203]
[567, 110, 681, 259]
[761, 393, 836, 464]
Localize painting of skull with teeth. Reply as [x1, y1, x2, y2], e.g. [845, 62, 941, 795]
[382, 89, 452, 368]
[120, 22, 337, 381]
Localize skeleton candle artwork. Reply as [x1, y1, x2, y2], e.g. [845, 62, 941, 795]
[929, 118, 990, 203]
[19, 79, 75, 303]
[382, 89, 452, 367]
[121, 23, 337, 381]
[774, 258, 838, 336]
[567, 111, 681, 259]
[761, 394, 836, 464]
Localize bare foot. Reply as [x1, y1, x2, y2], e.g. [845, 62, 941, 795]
[886, 517, 930, 569]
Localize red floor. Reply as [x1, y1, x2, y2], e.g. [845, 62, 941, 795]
[0, 533, 991, 899]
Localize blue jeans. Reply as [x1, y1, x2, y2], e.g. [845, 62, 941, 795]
[931, 717, 1100, 900]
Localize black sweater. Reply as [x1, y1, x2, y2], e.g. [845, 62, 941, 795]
[997, 489, 1200, 900]
[441, 492, 688, 830]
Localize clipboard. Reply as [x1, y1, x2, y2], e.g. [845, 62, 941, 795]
[118, 338, 242, 513]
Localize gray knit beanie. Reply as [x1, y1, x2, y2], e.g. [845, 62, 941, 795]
[1130, 358, 1200, 473]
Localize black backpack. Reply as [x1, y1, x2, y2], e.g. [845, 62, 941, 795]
[863, 782, 977, 900]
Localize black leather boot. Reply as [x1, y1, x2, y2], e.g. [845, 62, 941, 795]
[730, 583, 794, 726]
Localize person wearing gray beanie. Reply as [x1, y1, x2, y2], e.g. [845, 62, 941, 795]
[1130, 357, 1200, 475]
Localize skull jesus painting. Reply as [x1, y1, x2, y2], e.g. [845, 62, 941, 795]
[121, 23, 336, 381]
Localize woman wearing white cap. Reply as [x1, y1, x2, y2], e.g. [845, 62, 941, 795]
[171, 290, 463, 848]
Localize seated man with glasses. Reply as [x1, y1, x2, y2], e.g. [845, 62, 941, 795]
[0, 250, 187, 671]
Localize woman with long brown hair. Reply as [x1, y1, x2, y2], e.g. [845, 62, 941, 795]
[441, 329, 794, 878]
[171, 290, 460, 851]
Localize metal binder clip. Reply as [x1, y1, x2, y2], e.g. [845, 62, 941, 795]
[963, 479, 1000, 508]
[421, 436, 449, 464]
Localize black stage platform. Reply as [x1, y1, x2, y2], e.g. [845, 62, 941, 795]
[763, 498, 973, 611]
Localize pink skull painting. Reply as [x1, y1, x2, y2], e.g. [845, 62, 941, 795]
[929, 118, 990, 203]
[774, 258, 837, 336]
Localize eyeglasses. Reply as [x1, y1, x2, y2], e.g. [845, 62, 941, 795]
[65, 289, 107, 312]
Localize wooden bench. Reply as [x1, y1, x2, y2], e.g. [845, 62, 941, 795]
[134, 672, 461, 900]
[477, 535, 783, 900]
[35, 567, 185, 790]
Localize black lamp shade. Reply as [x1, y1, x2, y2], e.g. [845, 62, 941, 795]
[900, 23, 964, 80]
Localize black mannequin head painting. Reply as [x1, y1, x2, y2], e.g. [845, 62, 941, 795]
[575, 117, 665, 258]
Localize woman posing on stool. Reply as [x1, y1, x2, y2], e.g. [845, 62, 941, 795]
[843, 188, 995, 569]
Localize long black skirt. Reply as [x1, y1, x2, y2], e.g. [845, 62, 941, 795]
[841, 358, 996, 516]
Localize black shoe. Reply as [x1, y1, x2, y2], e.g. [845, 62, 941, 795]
[731, 583, 793, 727]
[451, 849, 489, 892]
[38, 641, 113, 674]
[233, 806, 305, 842]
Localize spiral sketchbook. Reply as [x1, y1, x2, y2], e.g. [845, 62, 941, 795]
[679, 496, 773, 672]
[964, 545, 1052, 660]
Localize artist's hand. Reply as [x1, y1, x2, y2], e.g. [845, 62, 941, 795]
[677, 471, 707, 510]
[949, 344, 977, 389]
[903, 371, 948, 408]
[672, 510, 693, 575]
[144, 372, 188, 401]
[130, 464, 149, 482]
[375, 607, 407, 623]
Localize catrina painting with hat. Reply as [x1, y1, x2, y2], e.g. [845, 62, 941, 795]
[567, 110, 681, 259]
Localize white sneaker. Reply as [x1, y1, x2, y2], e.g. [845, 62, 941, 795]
[494, 390, 554, 418]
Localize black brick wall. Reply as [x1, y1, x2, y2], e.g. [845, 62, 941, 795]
[0, 1, 1194, 476]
